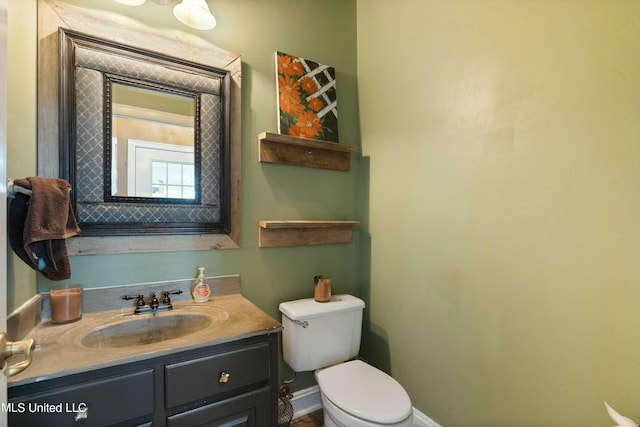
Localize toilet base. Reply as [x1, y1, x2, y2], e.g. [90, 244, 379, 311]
[322, 409, 339, 427]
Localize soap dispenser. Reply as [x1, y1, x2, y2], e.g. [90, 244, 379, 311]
[192, 267, 211, 303]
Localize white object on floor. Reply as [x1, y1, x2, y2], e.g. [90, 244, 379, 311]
[605, 401, 637, 427]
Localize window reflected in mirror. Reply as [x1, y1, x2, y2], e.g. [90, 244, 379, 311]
[110, 82, 196, 200]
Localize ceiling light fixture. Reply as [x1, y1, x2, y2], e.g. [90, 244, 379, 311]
[113, 0, 217, 30]
[114, 0, 146, 5]
[173, 0, 217, 30]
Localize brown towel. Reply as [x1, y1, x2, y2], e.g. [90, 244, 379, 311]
[8, 177, 80, 281]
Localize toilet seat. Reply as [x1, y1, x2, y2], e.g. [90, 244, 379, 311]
[315, 360, 412, 424]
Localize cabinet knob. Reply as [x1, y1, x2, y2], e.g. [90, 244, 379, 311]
[74, 405, 88, 421]
[219, 371, 230, 383]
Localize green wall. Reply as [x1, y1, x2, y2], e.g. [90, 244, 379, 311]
[357, 0, 640, 426]
[6, 0, 359, 390]
[6, 0, 37, 311]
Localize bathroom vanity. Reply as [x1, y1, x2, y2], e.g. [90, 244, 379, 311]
[7, 277, 282, 427]
[8, 334, 277, 426]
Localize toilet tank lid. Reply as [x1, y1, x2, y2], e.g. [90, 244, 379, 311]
[279, 294, 365, 320]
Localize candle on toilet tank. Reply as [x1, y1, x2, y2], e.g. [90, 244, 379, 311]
[314, 276, 331, 302]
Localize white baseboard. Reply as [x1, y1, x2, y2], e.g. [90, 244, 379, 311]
[412, 406, 443, 427]
[289, 385, 442, 427]
[290, 385, 322, 419]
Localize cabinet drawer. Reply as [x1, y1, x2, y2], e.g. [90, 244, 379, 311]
[166, 385, 270, 427]
[165, 342, 271, 408]
[8, 369, 154, 427]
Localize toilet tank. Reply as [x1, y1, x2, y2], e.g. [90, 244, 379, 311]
[279, 295, 365, 372]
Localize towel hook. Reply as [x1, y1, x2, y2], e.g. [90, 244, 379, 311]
[7, 179, 32, 198]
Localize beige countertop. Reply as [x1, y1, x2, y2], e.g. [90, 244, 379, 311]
[8, 293, 282, 388]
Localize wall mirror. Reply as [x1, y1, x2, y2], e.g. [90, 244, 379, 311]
[57, 27, 236, 240]
[38, 0, 242, 255]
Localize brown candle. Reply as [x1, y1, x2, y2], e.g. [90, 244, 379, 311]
[314, 276, 332, 303]
[50, 287, 83, 324]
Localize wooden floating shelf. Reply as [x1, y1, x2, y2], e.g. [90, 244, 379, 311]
[258, 132, 359, 171]
[258, 220, 360, 248]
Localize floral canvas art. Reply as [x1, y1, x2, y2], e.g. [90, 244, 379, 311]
[276, 51, 339, 142]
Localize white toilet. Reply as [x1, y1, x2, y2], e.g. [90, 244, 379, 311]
[279, 295, 413, 427]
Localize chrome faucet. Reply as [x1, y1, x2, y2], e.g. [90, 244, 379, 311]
[122, 290, 183, 314]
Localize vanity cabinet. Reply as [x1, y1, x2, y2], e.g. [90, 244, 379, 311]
[7, 369, 154, 426]
[8, 333, 279, 427]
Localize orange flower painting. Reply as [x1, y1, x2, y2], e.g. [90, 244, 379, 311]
[275, 51, 339, 142]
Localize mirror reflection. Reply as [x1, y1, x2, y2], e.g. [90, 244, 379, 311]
[110, 82, 196, 199]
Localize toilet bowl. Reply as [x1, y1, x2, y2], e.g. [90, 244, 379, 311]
[315, 360, 413, 427]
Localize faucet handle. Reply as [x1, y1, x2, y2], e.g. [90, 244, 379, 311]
[122, 294, 145, 307]
[161, 290, 183, 306]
